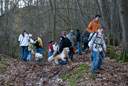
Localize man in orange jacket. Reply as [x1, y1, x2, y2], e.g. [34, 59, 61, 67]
[87, 15, 101, 33]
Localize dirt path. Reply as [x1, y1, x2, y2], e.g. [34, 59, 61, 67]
[0, 53, 128, 86]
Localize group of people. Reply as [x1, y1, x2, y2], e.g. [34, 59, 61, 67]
[18, 31, 43, 61]
[47, 30, 79, 65]
[18, 14, 107, 74]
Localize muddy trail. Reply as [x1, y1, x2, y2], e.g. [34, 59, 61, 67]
[0, 53, 128, 86]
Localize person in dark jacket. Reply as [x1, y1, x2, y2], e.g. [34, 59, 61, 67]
[59, 36, 72, 53]
[76, 29, 82, 55]
[58, 31, 73, 64]
[81, 31, 90, 52]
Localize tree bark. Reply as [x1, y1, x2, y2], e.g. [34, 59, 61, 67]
[117, 0, 127, 50]
[0, 0, 3, 15]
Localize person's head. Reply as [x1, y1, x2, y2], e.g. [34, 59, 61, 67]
[94, 15, 101, 21]
[101, 26, 106, 32]
[22, 30, 26, 33]
[22, 30, 28, 37]
[97, 27, 104, 35]
[61, 31, 67, 37]
[38, 32, 43, 37]
[49, 41, 53, 44]
[70, 29, 74, 33]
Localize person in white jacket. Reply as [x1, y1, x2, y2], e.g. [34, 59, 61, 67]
[18, 30, 29, 61]
[88, 28, 106, 74]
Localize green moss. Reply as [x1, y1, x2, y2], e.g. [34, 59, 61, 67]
[107, 46, 120, 59]
[107, 46, 128, 62]
[61, 64, 89, 86]
[119, 50, 128, 62]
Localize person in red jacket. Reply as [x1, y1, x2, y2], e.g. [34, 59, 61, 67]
[48, 41, 54, 58]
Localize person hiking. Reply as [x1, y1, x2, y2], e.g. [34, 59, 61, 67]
[66, 30, 76, 54]
[87, 15, 101, 45]
[34, 35, 44, 61]
[66, 30, 76, 47]
[76, 29, 82, 55]
[35, 36, 43, 53]
[48, 41, 54, 58]
[87, 15, 101, 33]
[27, 34, 35, 61]
[58, 31, 73, 65]
[18, 30, 29, 61]
[81, 30, 90, 52]
[48, 40, 59, 62]
[88, 28, 106, 74]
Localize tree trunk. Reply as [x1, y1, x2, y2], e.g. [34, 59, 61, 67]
[5, 0, 9, 13]
[0, 0, 3, 15]
[117, 0, 127, 50]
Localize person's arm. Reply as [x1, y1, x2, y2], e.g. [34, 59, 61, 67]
[88, 33, 96, 50]
[18, 34, 22, 43]
[30, 38, 35, 44]
[88, 39, 93, 51]
[102, 39, 107, 52]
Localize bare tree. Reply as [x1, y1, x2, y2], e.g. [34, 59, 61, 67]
[0, 0, 3, 15]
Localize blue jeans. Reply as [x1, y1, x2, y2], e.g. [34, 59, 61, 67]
[36, 48, 44, 54]
[58, 60, 68, 65]
[97, 52, 104, 69]
[20, 46, 28, 61]
[91, 50, 100, 74]
[48, 51, 53, 58]
[27, 51, 32, 61]
[76, 42, 82, 54]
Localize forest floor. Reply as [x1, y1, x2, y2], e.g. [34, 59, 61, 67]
[0, 52, 128, 86]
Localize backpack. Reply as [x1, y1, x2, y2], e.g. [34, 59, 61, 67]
[64, 37, 72, 47]
[88, 32, 95, 42]
[93, 33, 104, 49]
